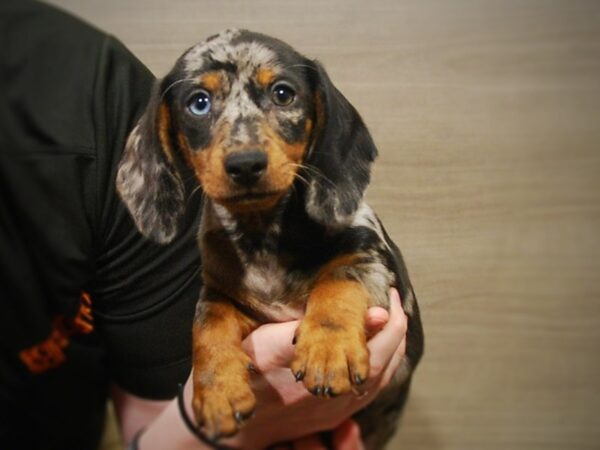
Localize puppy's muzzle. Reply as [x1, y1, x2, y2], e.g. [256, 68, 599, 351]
[224, 150, 268, 187]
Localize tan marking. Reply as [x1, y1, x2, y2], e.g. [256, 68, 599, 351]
[291, 262, 371, 396]
[181, 113, 311, 214]
[190, 125, 230, 200]
[316, 253, 362, 281]
[158, 103, 173, 163]
[192, 298, 258, 437]
[304, 117, 313, 137]
[176, 131, 195, 168]
[219, 193, 284, 214]
[260, 123, 310, 190]
[200, 71, 223, 92]
[158, 103, 174, 163]
[256, 67, 276, 88]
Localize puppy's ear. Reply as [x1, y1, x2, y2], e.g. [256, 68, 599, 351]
[116, 81, 184, 244]
[304, 61, 378, 228]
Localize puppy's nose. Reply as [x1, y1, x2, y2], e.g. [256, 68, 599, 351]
[224, 150, 268, 187]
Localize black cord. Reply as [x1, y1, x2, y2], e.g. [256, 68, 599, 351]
[177, 383, 238, 450]
[126, 427, 145, 450]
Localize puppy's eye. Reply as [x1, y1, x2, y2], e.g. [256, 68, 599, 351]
[187, 90, 212, 116]
[271, 83, 296, 106]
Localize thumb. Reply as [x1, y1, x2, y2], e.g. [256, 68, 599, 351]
[241, 320, 300, 370]
[365, 306, 389, 337]
[333, 420, 365, 450]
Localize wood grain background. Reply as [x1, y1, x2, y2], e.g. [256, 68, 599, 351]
[48, 1, 600, 449]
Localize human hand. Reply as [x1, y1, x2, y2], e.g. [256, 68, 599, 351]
[281, 419, 365, 450]
[222, 288, 407, 449]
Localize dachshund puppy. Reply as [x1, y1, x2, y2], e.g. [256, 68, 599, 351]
[117, 29, 423, 449]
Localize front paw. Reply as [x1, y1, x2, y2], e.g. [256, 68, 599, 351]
[192, 348, 256, 439]
[290, 318, 369, 397]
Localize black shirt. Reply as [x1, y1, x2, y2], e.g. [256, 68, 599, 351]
[0, 2, 202, 448]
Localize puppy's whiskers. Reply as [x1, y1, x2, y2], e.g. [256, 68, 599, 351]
[160, 78, 196, 100]
[187, 184, 205, 206]
[281, 63, 319, 73]
[289, 167, 310, 187]
[287, 162, 335, 190]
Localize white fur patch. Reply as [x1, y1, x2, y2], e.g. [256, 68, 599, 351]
[305, 180, 343, 224]
[183, 30, 279, 78]
[360, 259, 394, 307]
[243, 251, 286, 297]
[183, 28, 241, 73]
[352, 202, 392, 253]
[220, 79, 261, 126]
[242, 251, 304, 321]
[401, 288, 415, 317]
[279, 108, 304, 125]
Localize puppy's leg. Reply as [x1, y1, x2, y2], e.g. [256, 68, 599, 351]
[291, 256, 371, 397]
[192, 293, 258, 439]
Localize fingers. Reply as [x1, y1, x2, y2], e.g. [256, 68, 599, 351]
[379, 332, 407, 388]
[292, 434, 327, 450]
[288, 420, 365, 450]
[333, 420, 365, 450]
[367, 288, 407, 379]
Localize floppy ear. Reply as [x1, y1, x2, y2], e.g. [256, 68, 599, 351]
[116, 81, 184, 244]
[304, 61, 378, 228]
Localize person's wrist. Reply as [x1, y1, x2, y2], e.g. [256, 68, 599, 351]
[133, 381, 213, 450]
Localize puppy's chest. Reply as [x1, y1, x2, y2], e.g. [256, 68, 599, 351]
[201, 206, 322, 322]
[240, 251, 310, 322]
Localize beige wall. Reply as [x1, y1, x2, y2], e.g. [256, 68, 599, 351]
[48, 1, 600, 449]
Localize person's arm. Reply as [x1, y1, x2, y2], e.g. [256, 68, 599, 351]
[114, 289, 407, 449]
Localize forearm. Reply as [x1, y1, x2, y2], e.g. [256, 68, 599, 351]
[113, 383, 211, 450]
[136, 392, 209, 449]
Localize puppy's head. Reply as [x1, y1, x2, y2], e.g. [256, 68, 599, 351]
[117, 29, 377, 243]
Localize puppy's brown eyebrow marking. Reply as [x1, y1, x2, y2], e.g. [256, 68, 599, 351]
[199, 71, 224, 92]
[256, 67, 277, 88]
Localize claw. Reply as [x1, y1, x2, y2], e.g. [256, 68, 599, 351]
[234, 408, 254, 424]
[234, 411, 244, 424]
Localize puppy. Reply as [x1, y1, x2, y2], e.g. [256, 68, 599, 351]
[117, 29, 423, 449]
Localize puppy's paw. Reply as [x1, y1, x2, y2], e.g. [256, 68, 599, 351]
[192, 347, 256, 440]
[290, 318, 369, 397]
